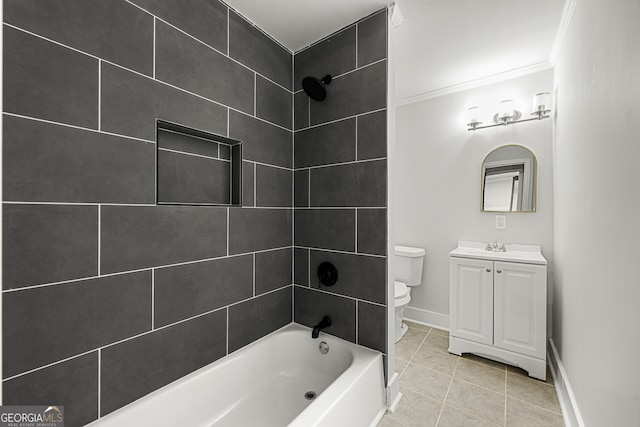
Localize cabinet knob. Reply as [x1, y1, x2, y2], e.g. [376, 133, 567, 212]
[486, 268, 491, 272]
[497, 269, 502, 273]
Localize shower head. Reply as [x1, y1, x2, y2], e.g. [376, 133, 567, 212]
[302, 74, 332, 102]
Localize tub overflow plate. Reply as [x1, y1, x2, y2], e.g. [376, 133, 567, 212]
[319, 341, 329, 354]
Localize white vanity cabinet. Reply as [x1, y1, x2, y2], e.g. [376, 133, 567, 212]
[449, 241, 547, 380]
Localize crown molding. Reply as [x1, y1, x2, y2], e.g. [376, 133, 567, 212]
[549, 0, 578, 66]
[395, 61, 553, 108]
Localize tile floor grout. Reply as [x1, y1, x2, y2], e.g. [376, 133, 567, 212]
[381, 322, 565, 427]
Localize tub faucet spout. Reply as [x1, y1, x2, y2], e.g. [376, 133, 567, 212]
[312, 316, 332, 338]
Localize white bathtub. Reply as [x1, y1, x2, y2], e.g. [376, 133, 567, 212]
[89, 323, 386, 427]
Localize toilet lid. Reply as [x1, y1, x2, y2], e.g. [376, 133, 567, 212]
[395, 281, 409, 298]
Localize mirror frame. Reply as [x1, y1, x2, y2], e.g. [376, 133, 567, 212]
[480, 144, 538, 212]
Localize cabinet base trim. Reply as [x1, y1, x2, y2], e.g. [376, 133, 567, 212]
[449, 336, 546, 380]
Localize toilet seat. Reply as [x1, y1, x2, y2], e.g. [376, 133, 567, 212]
[395, 281, 409, 299]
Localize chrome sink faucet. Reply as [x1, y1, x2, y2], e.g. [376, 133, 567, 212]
[486, 239, 506, 252]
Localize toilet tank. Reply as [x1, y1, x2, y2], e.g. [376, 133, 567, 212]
[394, 245, 426, 286]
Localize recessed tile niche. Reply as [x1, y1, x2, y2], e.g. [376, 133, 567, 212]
[156, 120, 242, 206]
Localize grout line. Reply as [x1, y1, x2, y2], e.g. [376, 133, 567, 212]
[226, 308, 229, 355]
[355, 208, 358, 253]
[293, 284, 385, 307]
[2, 201, 156, 207]
[435, 347, 459, 425]
[354, 116, 358, 160]
[294, 157, 387, 172]
[3, 247, 291, 294]
[158, 147, 230, 162]
[226, 207, 230, 256]
[252, 254, 256, 297]
[307, 249, 311, 286]
[293, 246, 386, 259]
[124, 2, 294, 94]
[226, 6, 230, 56]
[153, 18, 156, 78]
[97, 349, 101, 418]
[254, 73, 257, 116]
[3, 287, 292, 383]
[250, 160, 292, 172]
[332, 57, 387, 81]
[355, 23, 359, 69]
[294, 107, 386, 133]
[355, 300, 359, 343]
[4, 23, 293, 133]
[2, 112, 155, 145]
[507, 395, 564, 417]
[97, 205, 101, 276]
[307, 169, 311, 208]
[504, 367, 508, 426]
[151, 269, 155, 330]
[97, 60, 102, 131]
[253, 163, 257, 206]
[226, 108, 230, 138]
[296, 206, 386, 211]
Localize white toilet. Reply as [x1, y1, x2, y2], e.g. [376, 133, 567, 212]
[394, 245, 426, 343]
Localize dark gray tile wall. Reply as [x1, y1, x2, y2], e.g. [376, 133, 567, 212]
[229, 110, 292, 168]
[3, 1, 295, 424]
[255, 248, 292, 295]
[255, 165, 293, 207]
[256, 76, 293, 129]
[157, 150, 231, 204]
[294, 25, 356, 92]
[294, 286, 356, 342]
[228, 287, 292, 352]
[156, 21, 254, 114]
[154, 255, 253, 327]
[100, 206, 227, 274]
[3, 3, 388, 422]
[228, 10, 292, 90]
[309, 160, 387, 207]
[229, 208, 292, 254]
[3, 353, 99, 427]
[357, 110, 388, 160]
[3, 26, 99, 129]
[3, 204, 99, 290]
[129, 0, 228, 54]
[3, 115, 155, 204]
[294, 118, 356, 168]
[293, 10, 388, 357]
[100, 309, 227, 416]
[308, 250, 386, 304]
[5, 0, 154, 75]
[101, 62, 228, 141]
[3, 272, 152, 377]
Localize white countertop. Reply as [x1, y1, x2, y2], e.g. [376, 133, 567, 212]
[450, 241, 547, 265]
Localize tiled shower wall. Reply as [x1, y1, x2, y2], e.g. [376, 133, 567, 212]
[2, 0, 293, 425]
[293, 11, 389, 355]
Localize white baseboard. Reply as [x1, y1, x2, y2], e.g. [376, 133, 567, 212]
[403, 306, 449, 331]
[548, 338, 584, 427]
[385, 372, 402, 413]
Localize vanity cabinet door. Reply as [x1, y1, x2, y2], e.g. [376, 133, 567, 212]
[493, 262, 546, 359]
[450, 258, 494, 345]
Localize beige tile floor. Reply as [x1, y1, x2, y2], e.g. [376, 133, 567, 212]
[378, 321, 565, 427]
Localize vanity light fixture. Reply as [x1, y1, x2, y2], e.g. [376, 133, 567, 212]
[466, 92, 551, 131]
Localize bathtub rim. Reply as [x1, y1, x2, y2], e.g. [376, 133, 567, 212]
[88, 321, 385, 426]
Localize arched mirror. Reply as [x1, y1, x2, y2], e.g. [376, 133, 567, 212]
[481, 145, 537, 212]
